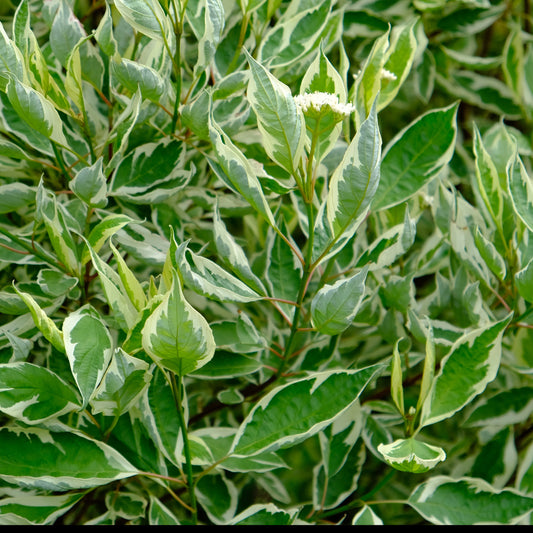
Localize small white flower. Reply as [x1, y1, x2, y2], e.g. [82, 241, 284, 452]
[294, 91, 355, 118]
[380, 68, 397, 81]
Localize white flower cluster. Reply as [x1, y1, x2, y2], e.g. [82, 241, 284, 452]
[381, 68, 397, 81]
[352, 68, 397, 81]
[294, 91, 356, 117]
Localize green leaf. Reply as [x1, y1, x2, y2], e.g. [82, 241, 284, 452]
[36, 180, 81, 277]
[419, 314, 513, 428]
[310, 266, 368, 335]
[390, 339, 405, 416]
[228, 504, 300, 525]
[208, 110, 277, 227]
[213, 204, 266, 295]
[508, 153, 533, 233]
[63, 304, 114, 408]
[6, 78, 67, 145]
[186, 0, 225, 75]
[110, 138, 192, 204]
[464, 387, 533, 428]
[230, 364, 383, 457]
[91, 348, 151, 417]
[408, 476, 533, 525]
[373, 102, 458, 211]
[176, 241, 263, 303]
[0, 489, 85, 525]
[111, 58, 166, 103]
[352, 505, 383, 525]
[113, 0, 171, 41]
[141, 268, 215, 376]
[378, 437, 446, 473]
[244, 50, 305, 175]
[0, 362, 81, 424]
[13, 284, 64, 353]
[69, 157, 108, 208]
[257, 0, 333, 70]
[313, 100, 381, 264]
[0, 426, 137, 491]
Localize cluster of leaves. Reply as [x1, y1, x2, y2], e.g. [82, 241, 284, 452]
[1, 0, 533, 525]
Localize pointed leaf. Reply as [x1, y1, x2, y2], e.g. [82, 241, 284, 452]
[113, 0, 171, 41]
[63, 305, 114, 408]
[245, 50, 305, 174]
[141, 268, 215, 376]
[373, 102, 458, 211]
[313, 100, 381, 264]
[408, 476, 533, 525]
[420, 314, 513, 428]
[378, 437, 446, 473]
[310, 266, 368, 335]
[230, 364, 383, 457]
[0, 362, 81, 424]
[0, 426, 137, 491]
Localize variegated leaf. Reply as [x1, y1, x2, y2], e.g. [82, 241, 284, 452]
[36, 180, 80, 277]
[213, 204, 266, 295]
[245, 50, 305, 175]
[113, 0, 171, 42]
[378, 437, 446, 473]
[63, 305, 114, 408]
[208, 113, 277, 227]
[419, 314, 513, 428]
[230, 364, 383, 457]
[141, 268, 215, 376]
[91, 348, 151, 417]
[6, 78, 67, 146]
[257, 0, 333, 70]
[408, 476, 533, 525]
[312, 100, 381, 265]
[310, 266, 368, 335]
[0, 489, 85, 525]
[176, 241, 263, 303]
[86, 244, 139, 332]
[69, 157, 108, 209]
[373, 102, 458, 211]
[186, 0, 225, 75]
[111, 58, 166, 103]
[0, 426, 137, 491]
[0, 362, 81, 424]
[508, 153, 533, 232]
[298, 45, 348, 164]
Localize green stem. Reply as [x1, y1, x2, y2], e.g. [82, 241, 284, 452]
[226, 11, 251, 74]
[0, 224, 66, 273]
[52, 141, 71, 181]
[170, 371, 197, 524]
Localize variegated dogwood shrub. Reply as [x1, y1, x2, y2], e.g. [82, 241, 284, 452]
[0, 0, 533, 526]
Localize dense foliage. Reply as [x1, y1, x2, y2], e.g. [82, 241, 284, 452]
[1, 0, 533, 525]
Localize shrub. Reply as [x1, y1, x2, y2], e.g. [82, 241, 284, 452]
[0, 0, 533, 525]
